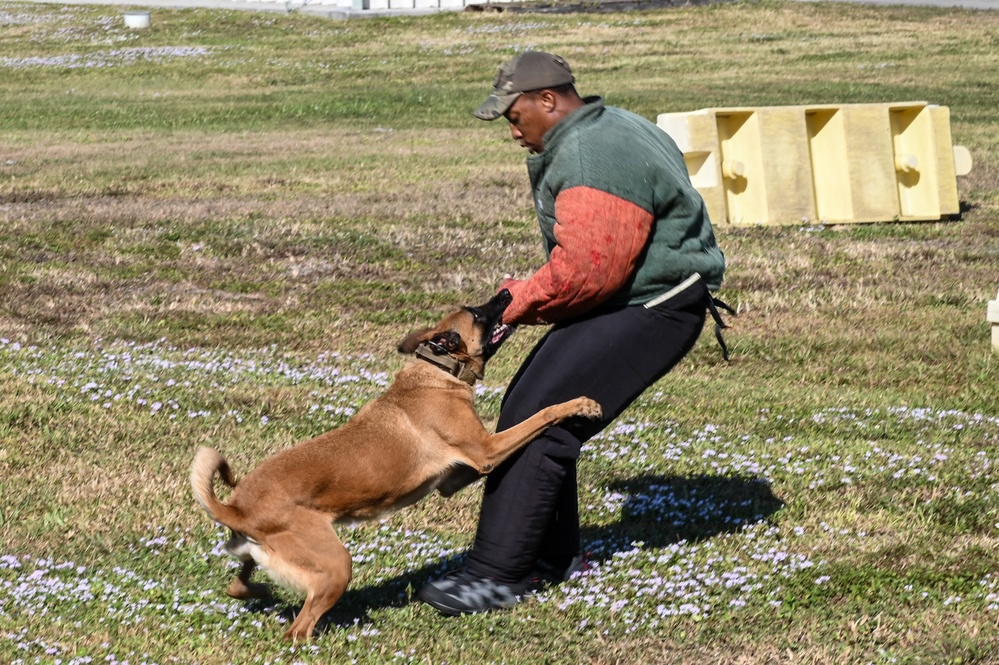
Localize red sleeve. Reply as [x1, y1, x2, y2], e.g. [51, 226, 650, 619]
[502, 186, 654, 325]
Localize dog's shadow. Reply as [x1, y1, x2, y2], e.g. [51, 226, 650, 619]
[244, 473, 783, 634]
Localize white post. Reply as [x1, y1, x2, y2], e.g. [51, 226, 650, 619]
[989, 289, 999, 353]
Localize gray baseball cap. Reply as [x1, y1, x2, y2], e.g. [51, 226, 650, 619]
[473, 51, 575, 121]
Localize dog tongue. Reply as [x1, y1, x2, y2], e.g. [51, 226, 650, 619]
[491, 324, 515, 345]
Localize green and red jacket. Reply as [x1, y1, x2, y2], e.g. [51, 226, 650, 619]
[502, 97, 726, 325]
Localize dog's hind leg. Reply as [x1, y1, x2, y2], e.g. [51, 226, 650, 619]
[226, 560, 270, 600]
[265, 510, 353, 642]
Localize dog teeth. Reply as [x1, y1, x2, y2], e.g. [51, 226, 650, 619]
[490, 324, 515, 345]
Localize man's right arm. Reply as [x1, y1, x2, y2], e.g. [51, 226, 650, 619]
[501, 185, 654, 325]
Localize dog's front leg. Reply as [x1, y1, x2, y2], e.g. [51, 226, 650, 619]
[470, 396, 602, 472]
[436, 464, 483, 497]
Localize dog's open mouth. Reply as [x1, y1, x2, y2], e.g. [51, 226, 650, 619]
[487, 322, 515, 352]
[471, 289, 515, 360]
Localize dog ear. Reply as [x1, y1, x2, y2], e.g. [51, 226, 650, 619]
[397, 327, 433, 354]
[429, 331, 462, 354]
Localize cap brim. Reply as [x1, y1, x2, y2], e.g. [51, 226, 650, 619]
[473, 91, 522, 121]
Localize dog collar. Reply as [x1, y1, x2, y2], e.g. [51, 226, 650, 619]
[414, 342, 482, 385]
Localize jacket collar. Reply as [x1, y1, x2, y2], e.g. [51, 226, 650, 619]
[528, 96, 605, 168]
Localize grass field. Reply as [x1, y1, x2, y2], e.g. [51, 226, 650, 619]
[1, 0, 998, 662]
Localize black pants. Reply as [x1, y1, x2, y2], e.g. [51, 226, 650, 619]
[464, 279, 710, 583]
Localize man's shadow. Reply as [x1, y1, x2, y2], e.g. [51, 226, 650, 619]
[247, 473, 783, 633]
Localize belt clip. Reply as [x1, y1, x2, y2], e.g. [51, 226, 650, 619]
[707, 296, 736, 362]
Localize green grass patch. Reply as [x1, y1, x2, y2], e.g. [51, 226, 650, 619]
[2, 0, 999, 662]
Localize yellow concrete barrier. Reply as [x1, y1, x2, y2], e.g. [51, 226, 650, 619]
[657, 102, 972, 226]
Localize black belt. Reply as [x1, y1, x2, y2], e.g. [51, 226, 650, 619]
[644, 276, 735, 361]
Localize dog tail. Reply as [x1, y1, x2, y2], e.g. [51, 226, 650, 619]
[190, 446, 244, 528]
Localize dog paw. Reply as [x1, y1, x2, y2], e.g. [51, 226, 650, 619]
[283, 626, 312, 642]
[573, 397, 603, 420]
[227, 579, 271, 600]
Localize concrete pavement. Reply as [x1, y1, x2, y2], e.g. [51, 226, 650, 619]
[11, 0, 997, 20]
[795, 0, 996, 9]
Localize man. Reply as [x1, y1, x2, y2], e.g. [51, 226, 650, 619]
[418, 51, 727, 615]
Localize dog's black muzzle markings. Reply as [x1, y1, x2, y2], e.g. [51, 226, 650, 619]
[416, 290, 517, 383]
[466, 289, 516, 361]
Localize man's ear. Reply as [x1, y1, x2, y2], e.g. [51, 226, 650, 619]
[539, 89, 558, 113]
[397, 327, 433, 354]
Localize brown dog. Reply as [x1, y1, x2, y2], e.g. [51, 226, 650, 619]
[190, 290, 602, 641]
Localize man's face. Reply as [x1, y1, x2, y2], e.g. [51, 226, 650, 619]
[504, 93, 553, 154]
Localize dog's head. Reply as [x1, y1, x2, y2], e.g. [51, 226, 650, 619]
[398, 290, 516, 380]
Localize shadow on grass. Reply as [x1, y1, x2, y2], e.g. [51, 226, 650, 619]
[250, 473, 783, 634]
[598, 473, 784, 547]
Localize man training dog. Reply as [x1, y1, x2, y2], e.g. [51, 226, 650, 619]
[191, 289, 602, 641]
[415, 51, 726, 614]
